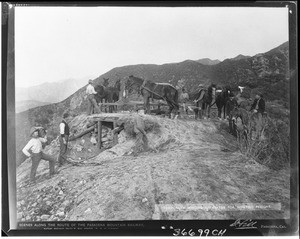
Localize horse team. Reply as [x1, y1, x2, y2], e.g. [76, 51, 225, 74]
[89, 75, 259, 139]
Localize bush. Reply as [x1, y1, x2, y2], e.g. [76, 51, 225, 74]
[237, 115, 290, 170]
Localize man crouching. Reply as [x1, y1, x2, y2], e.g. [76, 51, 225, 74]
[22, 127, 57, 184]
[132, 108, 149, 155]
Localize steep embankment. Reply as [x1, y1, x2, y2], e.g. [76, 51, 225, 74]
[16, 114, 290, 221]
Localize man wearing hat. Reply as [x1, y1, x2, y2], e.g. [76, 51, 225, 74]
[250, 93, 266, 138]
[58, 112, 70, 167]
[86, 79, 100, 115]
[22, 127, 56, 183]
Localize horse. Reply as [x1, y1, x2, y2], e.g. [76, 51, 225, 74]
[190, 84, 216, 119]
[108, 78, 121, 112]
[230, 106, 253, 144]
[94, 78, 122, 113]
[94, 83, 110, 112]
[215, 86, 232, 119]
[124, 75, 179, 118]
[235, 85, 252, 110]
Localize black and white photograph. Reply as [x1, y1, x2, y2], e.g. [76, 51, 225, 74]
[2, 1, 298, 236]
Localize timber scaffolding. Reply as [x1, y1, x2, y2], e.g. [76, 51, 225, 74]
[98, 100, 205, 112]
[87, 113, 123, 149]
[98, 100, 168, 112]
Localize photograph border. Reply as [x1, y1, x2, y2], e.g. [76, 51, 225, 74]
[2, 1, 298, 236]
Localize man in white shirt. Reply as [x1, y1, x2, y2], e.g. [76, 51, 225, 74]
[22, 127, 56, 183]
[180, 88, 189, 115]
[86, 79, 100, 115]
[58, 113, 70, 167]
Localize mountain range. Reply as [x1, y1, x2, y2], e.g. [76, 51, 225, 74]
[16, 77, 93, 112]
[15, 41, 289, 166]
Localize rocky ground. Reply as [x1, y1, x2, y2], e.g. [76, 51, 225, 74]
[16, 113, 290, 221]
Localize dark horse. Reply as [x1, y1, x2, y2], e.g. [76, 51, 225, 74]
[215, 86, 232, 119]
[94, 78, 121, 113]
[190, 84, 216, 119]
[124, 75, 179, 118]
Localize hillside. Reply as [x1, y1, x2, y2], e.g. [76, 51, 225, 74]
[16, 100, 52, 113]
[15, 41, 290, 166]
[230, 54, 251, 61]
[195, 58, 221, 65]
[16, 113, 290, 222]
[16, 77, 90, 103]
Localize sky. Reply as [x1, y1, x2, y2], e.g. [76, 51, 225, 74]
[15, 6, 289, 88]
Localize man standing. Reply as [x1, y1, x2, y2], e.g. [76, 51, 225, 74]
[86, 79, 100, 115]
[22, 127, 56, 184]
[226, 93, 238, 136]
[58, 112, 70, 167]
[180, 88, 189, 115]
[250, 93, 266, 138]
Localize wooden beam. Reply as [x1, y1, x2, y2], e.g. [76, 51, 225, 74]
[98, 120, 102, 149]
[113, 121, 118, 146]
[69, 126, 95, 141]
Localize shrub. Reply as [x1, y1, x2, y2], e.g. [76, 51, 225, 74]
[237, 115, 290, 170]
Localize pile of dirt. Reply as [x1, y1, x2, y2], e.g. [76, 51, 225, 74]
[16, 113, 290, 222]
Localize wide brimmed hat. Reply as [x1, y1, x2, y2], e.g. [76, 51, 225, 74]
[29, 127, 39, 136]
[88, 79, 93, 84]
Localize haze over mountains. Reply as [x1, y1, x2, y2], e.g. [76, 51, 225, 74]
[16, 77, 93, 112]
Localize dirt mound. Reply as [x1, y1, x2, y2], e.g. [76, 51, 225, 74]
[16, 114, 290, 222]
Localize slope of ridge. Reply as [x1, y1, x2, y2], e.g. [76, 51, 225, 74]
[16, 114, 290, 222]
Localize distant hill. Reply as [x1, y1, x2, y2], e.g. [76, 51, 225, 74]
[15, 41, 289, 166]
[16, 77, 92, 103]
[230, 54, 251, 61]
[196, 58, 221, 65]
[16, 100, 52, 113]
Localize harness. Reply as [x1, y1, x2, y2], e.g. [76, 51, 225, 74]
[126, 78, 178, 108]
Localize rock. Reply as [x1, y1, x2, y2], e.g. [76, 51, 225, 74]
[62, 200, 70, 207]
[88, 149, 92, 152]
[17, 212, 23, 219]
[57, 211, 65, 217]
[46, 201, 52, 206]
[80, 139, 85, 145]
[58, 207, 65, 212]
[20, 200, 25, 205]
[59, 190, 64, 195]
[25, 216, 31, 221]
[32, 202, 37, 207]
[102, 137, 108, 142]
[84, 208, 92, 214]
[142, 198, 148, 203]
[41, 214, 50, 220]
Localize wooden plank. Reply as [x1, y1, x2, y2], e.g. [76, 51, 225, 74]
[113, 121, 118, 145]
[98, 102, 168, 107]
[98, 120, 102, 149]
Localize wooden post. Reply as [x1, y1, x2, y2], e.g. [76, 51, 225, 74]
[98, 120, 102, 149]
[113, 121, 118, 145]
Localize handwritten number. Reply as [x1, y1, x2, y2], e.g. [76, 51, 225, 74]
[173, 229, 180, 236]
